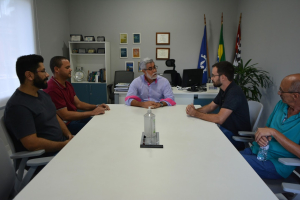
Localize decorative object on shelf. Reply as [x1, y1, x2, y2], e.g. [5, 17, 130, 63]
[156, 48, 170, 60]
[84, 36, 95, 42]
[78, 48, 86, 53]
[74, 67, 85, 82]
[125, 61, 134, 72]
[133, 33, 141, 44]
[234, 59, 272, 102]
[138, 61, 142, 72]
[120, 47, 127, 58]
[132, 47, 140, 58]
[88, 71, 98, 82]
[156, 32, 170, 45]
[72, 49, 78, 53]
[97, 48, 105, 54]
[120, 33, 128, 44]
[97, 36, 105, 42]
[99, 68, 106, 82]
[87, 48, 96, 53]
[70, 34, 83, 42]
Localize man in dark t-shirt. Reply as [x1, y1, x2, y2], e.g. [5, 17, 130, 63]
[186, 61, 251, 150]
[4, 54, 72, 155]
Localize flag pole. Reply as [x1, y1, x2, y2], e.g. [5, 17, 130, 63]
[239, 13, 242, 40]
[221, 12, 223, 24]
[204, 14, 210, 78]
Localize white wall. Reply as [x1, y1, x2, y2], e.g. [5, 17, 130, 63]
[35, 0, 70, 74]
[67, 0, 239, 82]
[237, 0, 300, 126]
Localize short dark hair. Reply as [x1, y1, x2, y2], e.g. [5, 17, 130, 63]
[212, 61, 234, 81]
[50, 56, 68, 74]
[16, 54, 44, 84]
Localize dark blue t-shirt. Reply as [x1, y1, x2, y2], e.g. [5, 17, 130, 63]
[4, 89, 66, 153]
[213, 81, 251, 135]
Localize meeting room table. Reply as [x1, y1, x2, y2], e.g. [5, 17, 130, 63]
[14, 105, 277, 200]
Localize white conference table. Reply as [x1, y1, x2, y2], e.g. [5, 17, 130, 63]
[115, 87, 218, 105]
[15, 105, 276, 200]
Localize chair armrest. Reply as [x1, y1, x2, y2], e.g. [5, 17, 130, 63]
[10, 149, 45, 159]
[238, 131, 255, 136]
[27, 156, 53, 167]
[232, 136, 254, 142]
[278, 158, 300, 166]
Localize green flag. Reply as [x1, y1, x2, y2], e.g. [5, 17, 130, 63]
[217, 24, 226, 62]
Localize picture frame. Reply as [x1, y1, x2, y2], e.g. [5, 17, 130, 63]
[120, 47, 128, 58]
[97, 48, 105, 54]
[138, 61, 142, 72]
[156, 32, 170, 45]
[125, 61, 134, 72]
[70, 34, 83, 42]
[132, 47, 140, 58]
[84, 36, 95, 42]
[78, 48, 86, 54]
[156, 48, 170, 60]
[133, 33, 141, 44]
[120, 33, 128, 44]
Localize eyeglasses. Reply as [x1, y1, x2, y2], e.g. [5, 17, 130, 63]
[278, 88, 300, 94]
[211, 74, 222, 78]
[145, 65, 158, 71]
[36, 70, 48, 74]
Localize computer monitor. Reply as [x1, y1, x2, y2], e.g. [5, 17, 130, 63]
[181, 69, 203, 89]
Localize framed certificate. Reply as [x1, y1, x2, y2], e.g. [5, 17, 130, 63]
[156, 32, 170, 45]
[120, 33, 128, 44]
[132, 47, 140, 58]
[156, 48, 170, 60]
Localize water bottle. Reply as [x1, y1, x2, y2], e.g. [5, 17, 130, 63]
[144, 107, 155, 138]
[257, 142, 269, 161]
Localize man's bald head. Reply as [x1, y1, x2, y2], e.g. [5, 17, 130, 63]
[283, 74, 300, 93]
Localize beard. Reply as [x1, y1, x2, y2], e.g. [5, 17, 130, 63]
[146, 71, 157, 80]
[33, 74, 48, 89]
[212, 80, 222, 87]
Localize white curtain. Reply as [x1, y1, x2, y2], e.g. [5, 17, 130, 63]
[0, 0, 37, 107]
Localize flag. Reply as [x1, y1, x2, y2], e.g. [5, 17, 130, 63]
[217, 23, 226, 62]
[233, 24, 241, 66]
[197, 25, 208, 84]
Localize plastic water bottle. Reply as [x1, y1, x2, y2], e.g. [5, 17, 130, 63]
[144, 107, 155, 138]
[257, 142, 269, 161]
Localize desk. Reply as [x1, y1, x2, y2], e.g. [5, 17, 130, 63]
[15, 105, 276, 200]
[114, 87, 218, 105]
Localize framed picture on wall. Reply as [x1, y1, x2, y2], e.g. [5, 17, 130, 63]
[125, 61, 134, 72]
[120, 33, 128, 44]
[133, 33, 141, 44]
[156, 32, 170, 45]
[138, 61, 142, 72]
[132, 47, 140, 58]
[120, 47, 128, 58]
[156, 48, 170, 60]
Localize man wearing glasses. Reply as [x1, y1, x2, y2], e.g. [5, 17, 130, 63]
[4, 55, 71, 156]
[240, 74, 300, 179]
[43, 56, 110, 135]
[186, 61, 251, 150]
[125, 57, 176, 108]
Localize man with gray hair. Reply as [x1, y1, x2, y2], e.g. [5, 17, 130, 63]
[125, 57, 176, 108]
[240, 74, 300, 179]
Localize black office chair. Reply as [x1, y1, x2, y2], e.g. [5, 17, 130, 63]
[107, 70, 134, 104]
[163, 59, 182, 86]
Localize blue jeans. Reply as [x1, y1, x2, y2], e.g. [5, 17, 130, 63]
[67, 117, 92, 135]
[219, 126, 245, 150]
[240, 148, 283, 179]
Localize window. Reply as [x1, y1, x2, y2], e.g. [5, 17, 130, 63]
[0, 0, 37, 107]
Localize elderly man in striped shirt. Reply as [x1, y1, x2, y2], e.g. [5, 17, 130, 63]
[125, 57, 176, 108]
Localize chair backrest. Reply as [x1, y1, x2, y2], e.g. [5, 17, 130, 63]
[161, 73, 172, 85]
[0, 139, 15, 200]
[1, 116, 15, 154]
[248, 101, 263, 131]
[113, 71, 134, 86]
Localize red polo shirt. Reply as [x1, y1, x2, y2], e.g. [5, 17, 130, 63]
[43, 77, 77, 124]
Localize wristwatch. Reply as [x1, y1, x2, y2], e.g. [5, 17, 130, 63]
[159, 102, 164, 107]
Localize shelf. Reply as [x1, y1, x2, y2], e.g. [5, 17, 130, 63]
[71, 53, 105, 56]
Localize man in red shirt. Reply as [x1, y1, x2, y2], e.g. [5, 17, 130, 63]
[44, 56, 110, 135]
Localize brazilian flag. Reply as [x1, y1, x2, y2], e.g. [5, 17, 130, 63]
[217, 24, 226, 62]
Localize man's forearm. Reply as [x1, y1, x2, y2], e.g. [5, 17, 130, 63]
[194, 112, 222, 124]
[59, 110, 94, 121]
[56, 115, 72, 138]
[272, 130, 300, 158]
[29, 138, 68, 153]
[76, 101, 97, 111]
[130, 100, 143, 107]
[197, 104, 214, 113]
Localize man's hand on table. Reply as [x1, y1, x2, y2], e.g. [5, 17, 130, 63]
[99, 103, 110, 110]
[186, 104, 197, 117]
[141, 101, 161, 109]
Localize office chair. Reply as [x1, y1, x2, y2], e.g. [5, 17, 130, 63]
[107, 70, 134, 103]
[232, 101, 264, 147]
[163, 59, 182, 86]
[0, 116, 53, 194]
